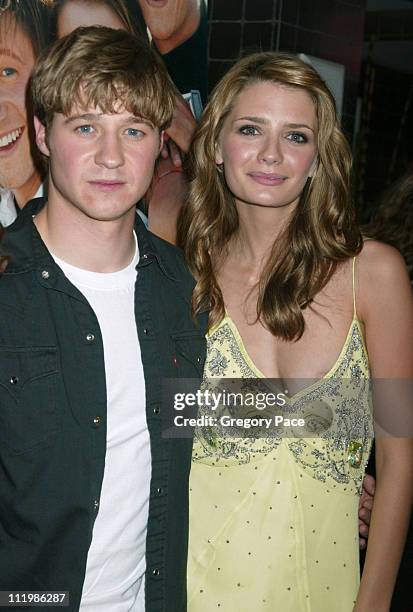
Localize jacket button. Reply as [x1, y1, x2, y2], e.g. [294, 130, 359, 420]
[93, 499, 99, 510]
[142, 254, 148, 260]
[86, 333, 95, 342]
[41, 270, 50, 279]
[152, 568, 160, 576]
[9, 376, 19, 385]
[93, 416, 101, 426]
[197, 356, 201, 364]
[156, 487, 163, 494]
[143, 328, 149, 335]
[153, 406, 160, 415]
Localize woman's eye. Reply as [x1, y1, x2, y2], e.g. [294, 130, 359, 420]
[239, 125, 260, 136]
[287, 132, 308, 144]
[1, 67, 17, 77]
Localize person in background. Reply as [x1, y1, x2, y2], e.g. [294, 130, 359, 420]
[54, 0, 145, 38]
[136, 0, 207, 102]
[0, 0, 51, 227]
[179, 52, 413, 611]
[134, 0, 208, 242]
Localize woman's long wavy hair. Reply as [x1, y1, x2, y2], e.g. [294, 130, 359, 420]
[178, 52, 362, 341]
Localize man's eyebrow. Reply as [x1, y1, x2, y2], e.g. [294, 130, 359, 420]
[233, 116, 315, 132]
[64, 113, 103, 124]
[63, 113, 154, 127]
[0, 47, 23, 63]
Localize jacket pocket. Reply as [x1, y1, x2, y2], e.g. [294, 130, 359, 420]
[0, 346, 58, 454]
[170, 331, 206, 376]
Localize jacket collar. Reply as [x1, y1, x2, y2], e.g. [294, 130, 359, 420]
[1, 197, 178, 281]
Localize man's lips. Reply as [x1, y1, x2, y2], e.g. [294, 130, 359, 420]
[0, 126, 24, 154]
[88, 180, 126, 192]
[247, 172, 287, 186]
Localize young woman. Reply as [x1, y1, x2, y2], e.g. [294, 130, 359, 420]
[179, 53, 413, 611]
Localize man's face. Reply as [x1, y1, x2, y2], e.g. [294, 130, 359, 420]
[138, 0, 194, 41]
[35, 104, 162, 223]
[0, 16, 37, 193]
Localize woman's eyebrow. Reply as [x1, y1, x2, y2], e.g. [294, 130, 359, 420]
[233, 116, 314, 132]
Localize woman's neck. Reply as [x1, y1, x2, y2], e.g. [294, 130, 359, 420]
[230, 201, 294, 267]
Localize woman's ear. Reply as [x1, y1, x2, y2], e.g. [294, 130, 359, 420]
[215, 142, 223, 166]
[309, 155, 318, 178]
[34, 116, 50, 157]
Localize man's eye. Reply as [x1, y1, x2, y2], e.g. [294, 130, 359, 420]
[1, 67, 17, 77]
[75, 125, 94, 135]
[125, 128, 144, 138]
[239, 125, 260, 136]
[287, 132, 308, 143]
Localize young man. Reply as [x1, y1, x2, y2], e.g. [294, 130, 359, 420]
[0, 26, 206, 611]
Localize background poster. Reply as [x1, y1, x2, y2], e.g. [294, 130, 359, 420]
[0, 0, 208, 226]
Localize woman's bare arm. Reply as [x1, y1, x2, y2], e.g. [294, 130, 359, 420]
[354, 241, 413, 612]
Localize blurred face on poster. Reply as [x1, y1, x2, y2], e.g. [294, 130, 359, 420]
[137, 0, 200, 54]
[0, 14, 40, 206]
[57, 0, 127, 37]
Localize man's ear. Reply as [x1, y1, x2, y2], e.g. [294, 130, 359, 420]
[34, 116, 50, 158]
[159, 130, 165, 155]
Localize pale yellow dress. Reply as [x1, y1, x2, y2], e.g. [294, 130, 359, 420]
[188, 261, 373, 611]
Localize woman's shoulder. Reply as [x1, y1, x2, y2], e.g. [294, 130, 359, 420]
[356, 239, 412, 322]
[358, 238, 408, 283]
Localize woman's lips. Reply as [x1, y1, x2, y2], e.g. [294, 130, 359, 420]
[0, 126, 24, 155]
[248, 172, 287, 186]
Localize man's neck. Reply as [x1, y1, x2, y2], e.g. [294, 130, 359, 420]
[34, 199, 137, 273]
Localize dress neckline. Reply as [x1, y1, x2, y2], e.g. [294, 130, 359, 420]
[217, 313, 368, 401]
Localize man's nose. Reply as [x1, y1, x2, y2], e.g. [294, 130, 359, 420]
[94, 132, 125, 169]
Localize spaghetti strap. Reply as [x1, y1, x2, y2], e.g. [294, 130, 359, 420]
[352, 256, 357, 319]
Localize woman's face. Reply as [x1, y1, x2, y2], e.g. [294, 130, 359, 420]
[58, 1, 126, 37]
[216, 80, 318, 212]
[0, 17, 38, 197]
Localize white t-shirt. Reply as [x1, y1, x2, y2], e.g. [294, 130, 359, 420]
[53, 235, 150, 611]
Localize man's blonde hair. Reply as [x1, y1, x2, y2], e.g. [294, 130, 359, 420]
[31, 25, 176, 131]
